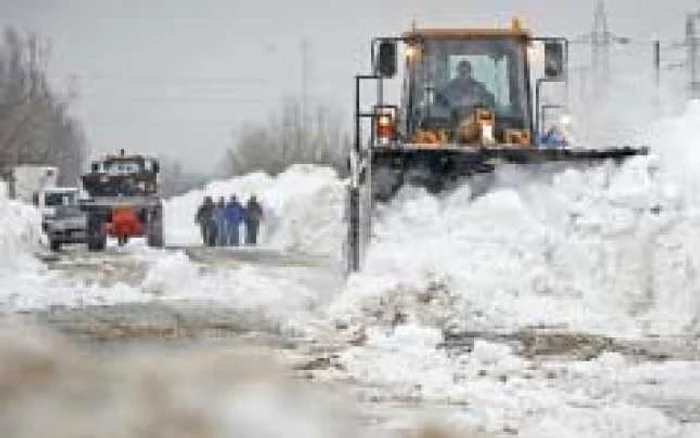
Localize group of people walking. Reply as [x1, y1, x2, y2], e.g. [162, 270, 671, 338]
[194, 195, 263, 247]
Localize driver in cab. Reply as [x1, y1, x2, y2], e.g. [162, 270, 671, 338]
[437, 60, 495, 112]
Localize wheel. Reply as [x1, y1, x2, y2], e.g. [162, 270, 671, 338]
[49, 239, 61, 252]
[147, 227, 164, 247]
[86, 210, 107, 252]
[146, 206, 164, 248]
[87, 236, 106, 252]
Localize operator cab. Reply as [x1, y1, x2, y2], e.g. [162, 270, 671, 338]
[403, 31, 531, 145]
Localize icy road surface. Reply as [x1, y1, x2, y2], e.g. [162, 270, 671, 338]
[5, 242, 700, 437]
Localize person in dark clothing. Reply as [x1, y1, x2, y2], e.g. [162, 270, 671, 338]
[225, 195, 245, 246]
[437, 59, 495, 111]
[213, 196, 228, 246]
[244, 195, 263, 246]
[194, 196, 216, 246]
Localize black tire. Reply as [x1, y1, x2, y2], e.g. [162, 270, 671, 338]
[88, 236, 106, 252]
[147, 227, 164, 247]
[49, 239, 61, 252]
[86, 210, 107, 252]
[146, 206, 164, 248]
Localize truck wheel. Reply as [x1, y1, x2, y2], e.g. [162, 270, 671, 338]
[88, 237, 106, 252]
[49, 239, 61, 252]
[86, 211, 107, 252]
[146, 206, 164, 248]
[147, 224, 164, 247]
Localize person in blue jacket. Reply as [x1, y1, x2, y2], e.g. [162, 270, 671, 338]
[225, 195, 245, 246]
[537, 126, 568, 148]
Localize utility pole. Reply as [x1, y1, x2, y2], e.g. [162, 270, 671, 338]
[653, 39, 661, 110]
[591, 0, 611, 88]
[301, 38, 310, 128]
[572, 1, 630, 99]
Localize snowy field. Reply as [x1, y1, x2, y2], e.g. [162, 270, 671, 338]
[2, 104, 700, 436]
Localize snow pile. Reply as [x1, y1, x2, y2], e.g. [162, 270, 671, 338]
[0, 188, 41, 267]
[328, 326, 700, 437]
[330, 102, 700, 337]
[140, 250, 327, 329]
[164, 165, 345, 256]
[0, 185, 152, 311]
[0, 188, 45, 305]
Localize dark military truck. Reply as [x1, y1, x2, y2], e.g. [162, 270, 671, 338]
[80, 150, 164, 251]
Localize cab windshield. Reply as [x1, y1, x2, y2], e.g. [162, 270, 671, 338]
[406, 37, 530, 135]
[44, 191, 78, 207]
[102, 159, 143, 174]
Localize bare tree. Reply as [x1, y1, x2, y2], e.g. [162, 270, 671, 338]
[0, 27, 86, 185]
[224, 98, 349, 177]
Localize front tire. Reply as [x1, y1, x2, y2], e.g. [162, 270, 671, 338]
[146, 206, 164, 248]
[86, 210, 107, 252]
[87, 236, 106, 252]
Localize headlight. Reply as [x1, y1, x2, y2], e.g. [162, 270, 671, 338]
[375, 107, 396, 144]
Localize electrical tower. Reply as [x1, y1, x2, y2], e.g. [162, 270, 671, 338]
[591, 0, 611, 86]
[686, 12, 700, 99]
[572, 0, 629, 98]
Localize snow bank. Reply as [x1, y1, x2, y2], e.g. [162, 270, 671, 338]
[0, 188, 45, 306]
[328, 326, 700, 438]
[0, 188, 41, 267]
[330, 102, 700, 337]
[140, 250, 328, 329]
[164, 165, 345, 256]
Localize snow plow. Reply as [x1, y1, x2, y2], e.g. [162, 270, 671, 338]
[346, 20, 648, 272]
[80, 150, 164, 250]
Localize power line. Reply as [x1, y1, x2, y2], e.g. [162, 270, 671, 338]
[71, 95, 270, 104]
[52, 73, 269, 85]
[301, 38, 310, 126]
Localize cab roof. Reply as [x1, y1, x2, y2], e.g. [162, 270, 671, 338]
[403, 28, 530, 40]
[100, 154, 152, 161]
[43, 187, 79, 193]
[402, 19, 530, 40]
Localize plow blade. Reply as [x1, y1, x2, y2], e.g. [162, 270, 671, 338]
[370, 145, 649, 201]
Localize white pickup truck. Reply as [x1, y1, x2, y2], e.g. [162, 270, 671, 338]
[40, 187, 88, 251]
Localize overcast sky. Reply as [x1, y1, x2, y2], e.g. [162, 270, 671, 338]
[0, 0, 697, 171]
